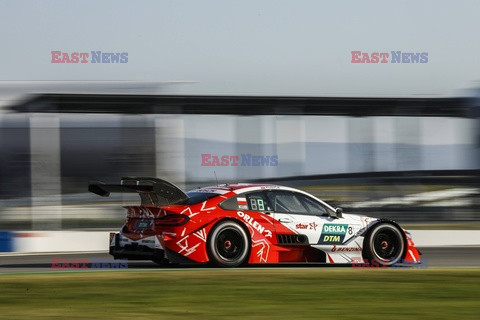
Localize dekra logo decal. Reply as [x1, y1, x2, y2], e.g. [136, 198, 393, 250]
[318, 224, 348, 244]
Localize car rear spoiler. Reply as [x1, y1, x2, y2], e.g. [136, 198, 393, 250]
[88, 177, 189, 206]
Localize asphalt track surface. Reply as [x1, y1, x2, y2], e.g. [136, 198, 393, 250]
[0, 247, 479, 274]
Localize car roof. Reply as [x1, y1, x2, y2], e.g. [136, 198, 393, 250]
[189, 183, 291, 193]
[187, 183, 336, 212]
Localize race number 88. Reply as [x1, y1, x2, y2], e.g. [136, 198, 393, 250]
[250, 198, 265, 211]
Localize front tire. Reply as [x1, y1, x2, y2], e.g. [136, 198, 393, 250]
[363, 223, 405, 267]
[207, 220, 250, 267]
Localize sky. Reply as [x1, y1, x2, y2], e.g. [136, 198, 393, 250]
[0, 0, 479, 97]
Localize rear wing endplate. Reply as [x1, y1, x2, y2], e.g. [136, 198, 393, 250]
[88, 177, 189, 206]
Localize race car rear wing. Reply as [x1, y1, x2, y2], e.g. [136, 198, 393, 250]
[89, 177, 189, 206]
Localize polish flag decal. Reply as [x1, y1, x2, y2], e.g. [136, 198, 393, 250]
[237, 197, 248, 210]
[237, 197, 247, 205]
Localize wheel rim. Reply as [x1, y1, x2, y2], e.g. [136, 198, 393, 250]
[215, 227, 245, 262]
[372, 228, 402, 262]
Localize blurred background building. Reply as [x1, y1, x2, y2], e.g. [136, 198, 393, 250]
[1, 84, 479, 230]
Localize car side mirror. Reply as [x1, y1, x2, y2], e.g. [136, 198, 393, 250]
[335, 207, 343, 218]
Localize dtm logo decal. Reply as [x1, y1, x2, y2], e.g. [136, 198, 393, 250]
[318, 224, 349, 244]
[237, 211, 273, 238]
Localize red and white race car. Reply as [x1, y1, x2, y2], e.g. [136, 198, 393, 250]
[89, 177, 421, 267]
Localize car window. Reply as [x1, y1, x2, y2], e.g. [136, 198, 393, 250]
[296, 193, 328, 215]
[185, 192, 220, 205]
[219, 196, 241, 210]
[266, 191, 328, 215]
[266, 191, 308, 214]
[219, 193, 271, 211]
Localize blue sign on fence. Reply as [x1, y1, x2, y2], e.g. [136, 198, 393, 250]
[0, 231, 13, 252]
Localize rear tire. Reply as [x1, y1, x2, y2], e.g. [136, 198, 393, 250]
[207, 220, 250, 267]
[363, 223, 405, 267]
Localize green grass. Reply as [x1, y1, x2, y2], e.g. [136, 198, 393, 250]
[0, 269, 479, 319]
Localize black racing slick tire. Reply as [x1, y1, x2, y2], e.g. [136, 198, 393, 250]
[363, 223, 406, 267]
[207, 220, 250, 268]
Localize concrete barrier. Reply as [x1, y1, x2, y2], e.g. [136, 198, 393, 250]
[12, 231, 111, 253]
[2, 230, 479, 254]
[410, 230, 480, 247]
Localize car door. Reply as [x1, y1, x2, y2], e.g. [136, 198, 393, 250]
[266, 190, 334, 244]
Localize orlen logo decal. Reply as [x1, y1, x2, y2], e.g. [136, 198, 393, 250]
[237, 211, 272, 238]
[318, 224, 348, 244]
[351, 51, 428, 63]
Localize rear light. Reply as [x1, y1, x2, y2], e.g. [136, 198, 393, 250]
[155, 214, 190, 226]
[162, 234, 174, 241]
